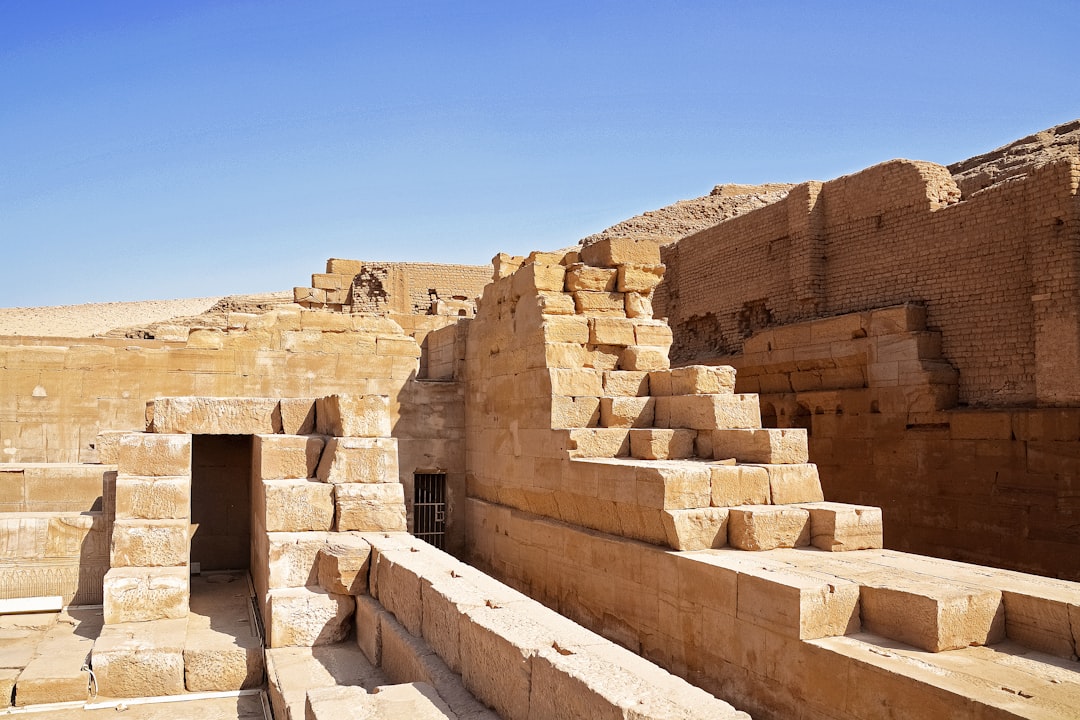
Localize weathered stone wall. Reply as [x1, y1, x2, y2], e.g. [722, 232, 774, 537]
[657, 158, 1080, 407]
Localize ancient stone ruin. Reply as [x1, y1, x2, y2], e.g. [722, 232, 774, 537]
[0, 122, 1078, 719]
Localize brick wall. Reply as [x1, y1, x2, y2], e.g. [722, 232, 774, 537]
[659, 158, 1080, 407]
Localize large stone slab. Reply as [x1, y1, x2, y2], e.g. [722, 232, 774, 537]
[727, 505, 811, 551]
[150, 397, 279, 435]
[103, 566, 189, 624]
[114, 474, 190, 520]
[316, 437, 399, 484]
[315, 395, 391, 438]
[117, 434, 191, 477]
[110, 519, 189, 567]
[92, 618, 186, 698]
[255, 434, 326, 480]
[266, 587, 354, 648]
[336, 483, 407, 532]
[258, 479, 335, 533]
[317, 534, 372, 596]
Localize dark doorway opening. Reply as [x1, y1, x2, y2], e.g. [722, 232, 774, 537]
[414, 473, 447, 550]
[191, 435, 252, 571]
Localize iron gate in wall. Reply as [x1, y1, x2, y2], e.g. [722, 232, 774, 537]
[413, 473, 447, 550]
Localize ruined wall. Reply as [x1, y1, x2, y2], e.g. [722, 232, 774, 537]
[658, 159, 1080, 407]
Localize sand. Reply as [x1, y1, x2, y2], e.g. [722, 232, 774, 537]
[0, 297, 223, 338]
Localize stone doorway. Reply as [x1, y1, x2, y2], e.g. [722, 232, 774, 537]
[190, 435, 253, 572]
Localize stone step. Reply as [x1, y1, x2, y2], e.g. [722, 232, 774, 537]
[307, 682, 458, 720]
[727, 505, 811, 550]
[755, 549, 1006, 653]
[811, 632, 1080, 719]
[649, 365, 737, 396]
[183, 573, 264, 692]
[266, 643, 389, 720]
[654, 394, 762, 430]
[92, 617, 187, 698]
[13, 607, 99, 706]
[566, 428, 630, 458]
[795, 502, 883, 551]
[708, 428, 809, 464]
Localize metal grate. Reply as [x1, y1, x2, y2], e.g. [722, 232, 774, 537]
[414, 473, 447, 550]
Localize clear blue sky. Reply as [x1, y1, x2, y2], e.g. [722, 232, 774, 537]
[2, 1, 1077, 306]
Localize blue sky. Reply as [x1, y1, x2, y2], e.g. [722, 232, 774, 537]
[2, 1, 1077, 306]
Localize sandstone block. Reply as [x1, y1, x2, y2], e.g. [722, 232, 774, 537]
[529, 341, 588, 369]
[579, 237, 661, 267]
[624, 291, 653, 319]
[547, 368, 604, 396]
[326, 258, 363, 275]
[710, 464, 771, 507]
[315, 394, 392, 437]
[355, 593, 386, 666]
[94, 430, 127, 465]
[539, 315, 589, 344]
[583, 345, 621, 370]
[573, 291, 625, 316]
[111, 519, 189, 567]
[669, 365, 737, 395]
[265, 531, 330, 589]
[0, 669, 15, 708]
[565, 264, 617, 292]
[492, 253, 524, 279]
[589, 317, 637, 346]
[619, 345, 670, 371]
[259, 479, 335, 533]
[266, 587, 354, 648]
[118, 433, 191, 477]
[567, 429, 630, 458]
[115, 474, 189, 520]
[316, 437, 399, 484]
[317, 535, 371, 595]
[377, 336, 422, 357]
[599, 396, 654, 428]
[736, 566, 860, 639]
[602, 370, 649, 397]
[752, 463, 824, 504]
[798, 502, 883, 551]
[255, 434, 326, 480]
[633, 320, 673, 347]
[184, 633, 264, 692]
[616, 263, 664, 293]
[656, 394, 761, 430]
[710, 428, 808, 464]
[727, 506, 811, 550]
[278, 399, 318, 435]
[150, 397, 280, 434]
[336, 483, 407, 532]
[535, 291, 576, 315]
[860, 580, 1005, 652]
[92, 619, 186, 698]
[512, 262, 565, 296]
[103, 566, 189, 624]
[629, 429, 696, 460]
[552, 396, 600, 428]
[662, 508, 728, 550]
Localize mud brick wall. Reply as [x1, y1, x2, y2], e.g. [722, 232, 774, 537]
[343, 261, 490, 314]
[657, 158, 1080, 407]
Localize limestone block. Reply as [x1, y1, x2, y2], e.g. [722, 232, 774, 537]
[13, 611, 97, 706]
[278, 399, 317, 435]
[599, 396, 654, 428]
[727, 506, 811, 550]
[647, 370, 673, 396]
[492, 253, 524, 280]
[535, 291, 576, 315]
[317, 535, 371, 595]
[662, 508, 728, 550]
[629, 429, 696, 460]
[458, 604, 552, 720]
[669, 365, 737, 395]
[656, 394, 761, 430]
[631, 462, 712, 509]
[619, 345, 670, 372]
[0, 669, 15, 708]
[624, 292, 653, 319]
[551, 396, 600, 428]
[860, 580, 1005, 652]
[633, 321, 673, 348]
[92, 618, 186, 698]
[94, 430, 127, 465]
[317, 437, 399, 484]
[377, 336, 422, 358]
[336, 483, 407, 532]
[579, 237, 661, 267]
[111, 519, 189, 567]
[260, 479, 335, 533]
[512, 262, 566, 296]
[326, 258, 363, 275]
[150, 397, 279, 434]
[548, 368, 604, 396]
[565, 264, 617, 292]
[355, 593, 387, 666]
[103, 566, 189, 624]
[184, 632, 264, 692]
[316, 394, 392, 437]
[420, 571, 496, 675]
[583, 345, 621, 371]
[115, 474, 189, 520]
[710, 465, 771, 507]
[798, 502, 883, 551]
[294, 286, 325, 304]
[539, 316, 589, 344]
[118, 433, 190, 477]
[602, 370, 649, 397]
[573, 291, 625, 316]
[266, 587, 355, 648]
[736, 567, 860, 640]
[255, 434, 326, 480]
[588, 317, 637, 346]
[306, 683, 457, 720]
[567, 429, 630, 458]
[616, 264, 664, 293]
[752, 463, 825, 504]
[710, 428, 808, 464]
[266, 532, 330, 589]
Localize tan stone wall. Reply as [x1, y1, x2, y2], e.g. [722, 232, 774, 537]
[657, 159, 1080, 407]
